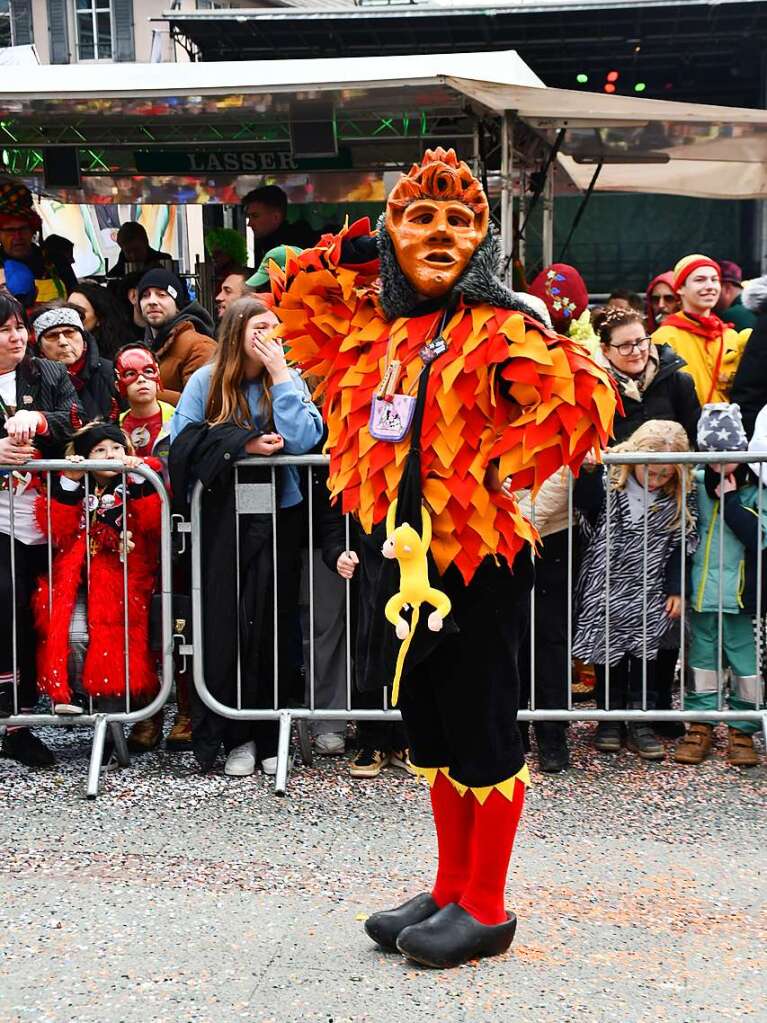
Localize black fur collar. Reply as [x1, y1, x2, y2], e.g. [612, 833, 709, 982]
[375, 215, 551, 328]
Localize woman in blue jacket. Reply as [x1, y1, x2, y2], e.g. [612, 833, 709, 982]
[171, 297, 322, 776]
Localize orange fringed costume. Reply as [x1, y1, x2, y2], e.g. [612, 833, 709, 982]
[268, 149, 618, 968]
[273, 221, 615, 583]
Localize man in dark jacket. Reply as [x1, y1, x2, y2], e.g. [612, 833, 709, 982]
[731, 275, 767, 437]
[716, 261, 756, 332]
[107, 222, 173, 279]
[137, 269, 216, 406]
[242, 185, 318, 269]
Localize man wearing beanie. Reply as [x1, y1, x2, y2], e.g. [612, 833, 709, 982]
[716, 260, 756, 332]
[137, 268, 215, 406]
[677, 402, 764, 767]
[652, 254, 750, 405]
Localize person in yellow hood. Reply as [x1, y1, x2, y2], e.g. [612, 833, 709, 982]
[652, 254, 750, 405]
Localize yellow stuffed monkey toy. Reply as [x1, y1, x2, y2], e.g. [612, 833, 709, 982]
[382, 502, 452, 705]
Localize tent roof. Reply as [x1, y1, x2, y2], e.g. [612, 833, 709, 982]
[0, 49, 542, 104]
[1, 51, 766, 198]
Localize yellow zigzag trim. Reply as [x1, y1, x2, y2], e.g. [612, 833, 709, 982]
[410, 762, 531, 804]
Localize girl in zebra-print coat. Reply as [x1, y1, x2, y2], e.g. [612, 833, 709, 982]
[572, 421, 698, 756]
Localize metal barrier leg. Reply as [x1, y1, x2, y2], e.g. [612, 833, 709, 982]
[109, 721, 130, 768]
[297, 720, 313, 767]
[86, 716, 108, 800]
[761, 713, 767, 750]
[274, 710, 292, 797]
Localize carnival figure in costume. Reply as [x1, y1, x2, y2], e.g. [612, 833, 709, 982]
[271, 149, 617, 968]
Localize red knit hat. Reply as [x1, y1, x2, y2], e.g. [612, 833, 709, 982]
[528, 263, 589, 332]
[672, 254, 720, 293]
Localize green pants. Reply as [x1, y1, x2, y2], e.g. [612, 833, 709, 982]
[687, 611, 762, 734]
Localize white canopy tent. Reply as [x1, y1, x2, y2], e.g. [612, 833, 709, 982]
[2, 49, 765, 196]
[2, 49, 766, 269]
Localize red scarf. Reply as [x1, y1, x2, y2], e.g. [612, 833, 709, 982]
[662, 310, 731, 341]
[67, 351, 87, 392]
[663, 310, 734, 404]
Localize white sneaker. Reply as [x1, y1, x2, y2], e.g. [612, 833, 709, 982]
[224, 741, 256, 777]
[54, 702, 84, 716]
[261, 756, 278, 776]
[314, 732, 346, 756]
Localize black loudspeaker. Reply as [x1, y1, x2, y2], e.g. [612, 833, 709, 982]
[43, 148, 81, 188]
[290, 102, 337, 158]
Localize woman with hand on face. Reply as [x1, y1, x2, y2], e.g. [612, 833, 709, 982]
[30, 302, 117, 421]
[0, 290, 80, 768]
[169, 297, 322, 777]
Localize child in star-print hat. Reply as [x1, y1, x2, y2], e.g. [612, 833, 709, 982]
[696, 402, 748, 452]
[677, 401, 765, 769]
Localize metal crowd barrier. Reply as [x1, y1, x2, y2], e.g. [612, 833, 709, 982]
[190, 455, 400, 796]
[545, 450, 766, 734]
[0, 459, 174, 798]
[190, 452, 767, 796]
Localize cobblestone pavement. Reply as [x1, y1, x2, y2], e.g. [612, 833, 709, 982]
[1, 720, 765, 1023]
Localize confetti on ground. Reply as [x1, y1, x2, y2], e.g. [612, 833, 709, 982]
[0, 716, 764, 1023]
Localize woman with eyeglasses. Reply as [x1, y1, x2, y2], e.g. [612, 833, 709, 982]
[593, 305, 702, 745]
[596, 306, 700, 445]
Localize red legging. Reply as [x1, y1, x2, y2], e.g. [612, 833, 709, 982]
[430, 770, 526, 926]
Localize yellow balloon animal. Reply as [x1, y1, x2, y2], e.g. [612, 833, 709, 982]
[382, 502, 452, 705]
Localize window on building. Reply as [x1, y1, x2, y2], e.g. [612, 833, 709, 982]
[75, 0, 112, 61]
[0, 0, 14, 47]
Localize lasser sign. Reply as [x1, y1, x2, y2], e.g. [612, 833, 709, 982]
[134, 150, 352, 173]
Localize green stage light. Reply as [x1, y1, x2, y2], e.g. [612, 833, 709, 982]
[576, 73, 588, 84]
[634, 82, 647, 93]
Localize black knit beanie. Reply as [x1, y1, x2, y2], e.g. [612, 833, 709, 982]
[72, 422, 128, 458]
[136, 268, 188, 307]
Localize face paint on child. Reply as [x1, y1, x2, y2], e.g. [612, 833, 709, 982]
[115, 348, 161, 400]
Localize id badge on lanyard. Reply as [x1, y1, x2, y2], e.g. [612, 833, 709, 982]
[369, 332, 449, 444]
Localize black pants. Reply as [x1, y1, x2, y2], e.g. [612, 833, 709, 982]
[595, 655, 657, 710]
[397, 556, 530, 790]
[355, 686, 408, 752]
[224, 503, 304, 759]
[655, 646, 678, 710]
[0, 535, 48, 710]
[518, 529, 571, 748]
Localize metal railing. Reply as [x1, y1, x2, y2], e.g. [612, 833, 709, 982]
[0, 459, 174, 798]
[189, 452, 767, 795]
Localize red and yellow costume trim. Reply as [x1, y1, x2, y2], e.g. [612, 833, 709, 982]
[411, 761, 531, 804]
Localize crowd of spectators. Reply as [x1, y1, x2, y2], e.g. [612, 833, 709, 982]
[0, 174, 765, 780]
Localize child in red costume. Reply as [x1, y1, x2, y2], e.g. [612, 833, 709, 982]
[32, 421, 161, 713]
[270, 149, 617, 968]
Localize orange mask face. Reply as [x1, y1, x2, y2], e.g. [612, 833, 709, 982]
[385, 147, 489, 300]
[386, 199, 487, 299]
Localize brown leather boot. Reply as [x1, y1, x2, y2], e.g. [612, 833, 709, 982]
[165, 674, 193, 752]
[127, 709, 164, 754]
[674, 723, 713, 765]
[727, 728, 759, 767]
